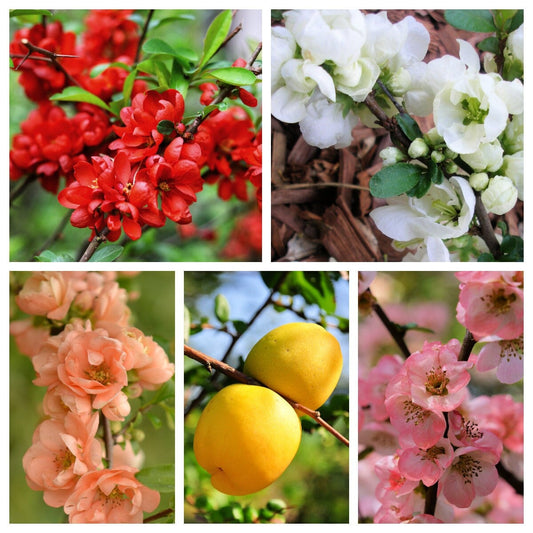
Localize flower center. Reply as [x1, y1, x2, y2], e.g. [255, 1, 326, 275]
[85, 363, 114, 385]
[159, 180, 171, 192]
[482, 288, 516, 315]
[425, 366, 449, 395]
[499, 336, 523, 361]
[402, 400, 430, 426]
[432, 199, 460, 225]
[54, 448, 76, 471]
[453, 454, 482, 484]
[461, 96, 488, 126]
[422, 445, 446, 462]
[98, 486, 129, 508]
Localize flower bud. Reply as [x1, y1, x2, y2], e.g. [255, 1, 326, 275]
[483, 53, 498, 74]
[460, 141, 503, 172]
[506, 24, 523, 64]
[481, 175, 518, 215]
[444, 148, 458, 160]
[424, 127, 443, 147]
[408, 137, 429, 159]
[388, 67, 411, 96]
[469, 172, 489, 191]
[431, 150, 445, 164]
[379, 146, 406, 166]
[501, 151, 523, 200]
[445, 161, 458, 174]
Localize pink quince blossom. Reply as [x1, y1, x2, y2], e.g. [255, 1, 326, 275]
[398, 437, 454, 486]
[22, 412, 103, 508]
[456, 271, 523, 340]
[404, 339, 471, 412]
[475, 336, 523, 384]
[63, 466, 160, 523]
[439, 446, 500, 508]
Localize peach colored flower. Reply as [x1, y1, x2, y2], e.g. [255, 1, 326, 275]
[64, 467, 160, 523]
[22, 412, 103, 508]
[56, 326, 128, 411]
[42, 382, 93, 419]
[102, 391, 131, 421]
[112, 439, 145, 470]
[92, 280, 131, 327]
[15, 271, 84, 320]
[9, 318, 50, 357]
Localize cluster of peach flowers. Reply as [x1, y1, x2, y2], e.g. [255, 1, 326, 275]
[10, 271, 174, 523]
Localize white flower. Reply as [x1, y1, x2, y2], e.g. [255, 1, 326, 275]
[299, 91, 358, 149]
[333, 56, 380, 102]
[284, 9, 366, 66]
[460, 140, 503, 172]
[480, 175, 517, 215]
[370, 176, 476, 261]
[469, 172, 489, 191]
[271, 59, 336, 123]
[432, 40, 523, 154]
[271, 25, 297, 92]
[500, 113, 523, 154]
[501, 151, 523, 200]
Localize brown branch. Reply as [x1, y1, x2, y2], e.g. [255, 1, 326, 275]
[474, 193, 502, 259]
[144, 508, 174, 523]
[100, 412, 114, 469]
[458, 329, 476, 362]
[134, 9, 154, 65]
[29, 211, 72, 261]
[370, 296, 411, 358]
[77, 227, 110, 262]
[184, 344, 349, 447]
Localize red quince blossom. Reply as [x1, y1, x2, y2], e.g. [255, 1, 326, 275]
[455, 271, 524, 341]
[221, 209, 262, 260]
[64, 466, 160, 523]
[10, 21, 80, 102]
[109, 89, 186, 162]
[404, 339, 472, 412]
[22, 412, 103, 508]
[58, 151, 162, 241]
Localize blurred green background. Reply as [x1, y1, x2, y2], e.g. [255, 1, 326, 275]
[184, 271, 349, 523]
[9, 271, 175, 523]
[9, 9, 262, 262]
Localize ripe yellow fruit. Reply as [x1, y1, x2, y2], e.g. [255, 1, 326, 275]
[243, 322, 343, 410]
[193, 384, 302, 496]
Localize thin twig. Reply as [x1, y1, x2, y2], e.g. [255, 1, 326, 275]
[10, 174, 38, 205]
[184, 344, 349, 447]
[458, 329, 476, 362]
[474, 193, 502, 259]
[377, 79, 405, 114]
[30, 211, 72, 261]
[77, 227, 110, 262]
[134, 9, 154, 65]
[144, 508, 174, 523]
[276, 182, 370, 192]
[370, 297, 411, 358]
[100, 412, 114, 469]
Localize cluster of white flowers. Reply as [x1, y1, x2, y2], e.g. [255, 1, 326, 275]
[272, 10, 523, 262]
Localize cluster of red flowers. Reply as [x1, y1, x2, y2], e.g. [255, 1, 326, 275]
[10, 10, 262, 243]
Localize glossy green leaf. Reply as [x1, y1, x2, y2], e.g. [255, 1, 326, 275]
[88, 244, 123, 262]
[10, 9, 52, 17]
[142, 38, 177, 57]
[477, 36, 499, 54]
[137, 464, 175, 493]
[370, 163, 423, 198]
[396, 113, 423, 142]
[50, 87, 112, 113]
[209, 67, 256, 86]
[200, 10, 233, 68]
[281, 271, 336, 314]
[34, 250, 75, 262]
[444, 10, 496, 32]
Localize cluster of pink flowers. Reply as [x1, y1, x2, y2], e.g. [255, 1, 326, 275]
[11, 271, 174, 523]
[359, 271, 523, 523]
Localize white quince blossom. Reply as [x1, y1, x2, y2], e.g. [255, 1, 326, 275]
[271, 25, 297, 92]
[506, 23, 523, 64]
[333, 56, 380, 102]
[432, 40, 523, 154]
[370, 176, 476, 261]
[299, 91, 358, 149]
[501, 151, 523, 200]
[460, 140, 503, 172]
[480, 175, 518, 215]
[500, 113, 523, 154]
[283, 10, 366, 66]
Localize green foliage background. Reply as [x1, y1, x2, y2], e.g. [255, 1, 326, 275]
[9, 271, 175, 523]
[184, 271, 349, 523]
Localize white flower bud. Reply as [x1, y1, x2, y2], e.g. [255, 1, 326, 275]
[501, 113, 523, 154]
[483, 53, 498, 74]
[445, 161, 458, 174]
[424, 127, 443, 147]
[379, 146, 406, 166]
[444, 148, 458, 160]
[501, 151, 523, 200]
[506, 24, 523, 64]
[388, 67, 412, 96]
[481, 175, 518, 215]
[431, 150, 445, 164]
[469, 172, 489, 191]
[460, 141, 503, 172]
[408, 137, 429, 159]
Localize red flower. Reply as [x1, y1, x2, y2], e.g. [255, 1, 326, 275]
[222, 209, 262, 260]
[199, 82, 218, 106]
[109, 89, 186, 161]
[59, 152, 162, 241]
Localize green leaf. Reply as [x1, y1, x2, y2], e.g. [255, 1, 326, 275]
[477, 36, 500, 54]
[157, 120, 175, 135]
[10, 9, 53, 17]
[444, 10, 496, 32]
[137, 464, 174, 493]
[500, 234, 523, 261]
[406, 171, 431, 198]
[477, 252, 496, 262]
[281, 272, 336, 314]
[200, 10, 233, 68]
[174, 46, 199, 66]
[122, 68, 137, 105]
[89, 61, 131, 78]
[232, 319, 248, 335]
[145, 412, 162, 429]
[370, 163, 423, 198]
[396, 113, 423, 142]
[150, 14, 195, 31]
[50, 87, 112, 113]
[493, 10, 518, 32]
[88, 244, 123, 262]
[503, 57, 523, 81]
[142, 38, 177, 57]
[34, 250, 75, 262]
[508, 10, 524, 32]
[214, 293, 230, 323]
[209, 67, 256, 86]
[427, 160, 444, 185]
[184, 306, 191, 343]
[149, 379, 175, 405]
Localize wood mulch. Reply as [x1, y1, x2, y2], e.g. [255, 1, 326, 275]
[270, 9, 523, 262]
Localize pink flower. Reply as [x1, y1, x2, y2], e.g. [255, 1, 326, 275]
[15, 271, 82, 320]
[358, 271, 376, 294]
[22, 412, 103, 507]
[404, 340, 471, 412]
[385, 371, 446, 449]
[398, 438, 454, 486]
[9, 318, 50, 357]
[456, 271, 523, 340]
[63, 467, 160, 523]
[447, 410, 503, 456]
[476, 336, 523, 384]
[92, 279, 131, 327]
[42, 382, 93, 419]
[439, 446, 500, 508]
